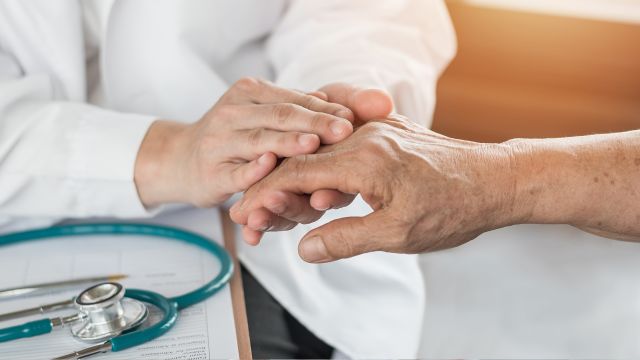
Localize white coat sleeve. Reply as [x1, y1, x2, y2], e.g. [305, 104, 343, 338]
[267, 0, 457, 126]
[0, 50, 157, 232]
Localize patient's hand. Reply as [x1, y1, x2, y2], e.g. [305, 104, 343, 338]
[233, 83, 394, 244]
[231, 114, 515, 263]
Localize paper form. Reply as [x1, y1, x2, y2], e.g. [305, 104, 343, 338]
[0, 208, 239, 359]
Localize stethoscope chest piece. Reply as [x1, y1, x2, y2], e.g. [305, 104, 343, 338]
[0, 223, 234, 359]
[70, 282, 148, 343]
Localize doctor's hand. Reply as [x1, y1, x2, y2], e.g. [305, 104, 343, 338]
[231, 115, 517, 263]
[134, 77, 355, 208]
[232, 83, 394, 244]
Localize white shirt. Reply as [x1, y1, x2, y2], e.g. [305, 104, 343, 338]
[0, 0, 456, 357]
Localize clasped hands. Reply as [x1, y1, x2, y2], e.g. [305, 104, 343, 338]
[135, 77, 518, 265]
[229, 83, 520, 264]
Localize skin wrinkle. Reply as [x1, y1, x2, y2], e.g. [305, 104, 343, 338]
[233, 108, 640, 262]
[237, 110, 528, 260]
[507, 140, 539, 224]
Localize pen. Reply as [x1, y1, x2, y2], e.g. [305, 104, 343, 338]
[0, 274, 128, 300]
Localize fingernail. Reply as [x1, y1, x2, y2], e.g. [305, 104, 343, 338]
[252, 218, 270, 231]
[330, 121, 348, 137]
[230, 202, 239, 214]
[230, 200, 244, 213]
[299, 236, 331, 263]
[336, 109, 352, 120]
[258, 153, 269, 165]
[314, 204, 331, 211]
[298, 134, 317, 148]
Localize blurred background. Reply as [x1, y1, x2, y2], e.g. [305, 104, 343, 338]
[419, 1, 640, 357]
[432, 0, 640, 142]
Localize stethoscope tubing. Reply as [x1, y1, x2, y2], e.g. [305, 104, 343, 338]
[0, 318, 53, 342]
[114, 288, 178, 352]
[0, 223, 233, 352]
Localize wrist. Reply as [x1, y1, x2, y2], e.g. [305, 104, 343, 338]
[468, 142, 523, 230]
[134, 120, 188, 207]
[503, 138, 585, 226]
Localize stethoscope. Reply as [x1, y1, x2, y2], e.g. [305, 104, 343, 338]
[0, 223, 233, 359]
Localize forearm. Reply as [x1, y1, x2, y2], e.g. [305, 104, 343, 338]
[506, 130, 640, 240]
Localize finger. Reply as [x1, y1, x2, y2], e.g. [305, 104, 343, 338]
[353, 88, 394, 123]
[242, 226, 264, 246]
[247, 207, 298, 232]
[230, 152, 356, 223]
[226, 152, 277, 193]
[319, 83, 393, 125]
[262, 191, 323, 224]
[233, 104, 352, 144]
[310, 190, 355, 211]
[308, 91, 329, 101]
[229, 77, 354, 122]
[232, 129, 320, 160]
[298, 211, 389, 263]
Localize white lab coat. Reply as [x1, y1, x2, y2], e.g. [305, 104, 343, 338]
[419, 224, 640, 358]
[0, 0, 455, 357]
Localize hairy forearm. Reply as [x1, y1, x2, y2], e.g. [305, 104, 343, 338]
[506, 130, 640, 241]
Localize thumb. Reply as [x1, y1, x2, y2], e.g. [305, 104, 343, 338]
[353, 88, 394, 122]
[319, 83, 393, 124]
[298, 210, 389, 263]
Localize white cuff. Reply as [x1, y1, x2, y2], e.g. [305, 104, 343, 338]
[66, 105, 157, 218]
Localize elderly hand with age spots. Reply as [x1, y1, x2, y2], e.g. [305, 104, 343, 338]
[230, 92, 519, 263]
[232, 103, 640, 264]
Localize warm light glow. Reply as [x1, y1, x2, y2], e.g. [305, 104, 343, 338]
[463, 0, 640, 24]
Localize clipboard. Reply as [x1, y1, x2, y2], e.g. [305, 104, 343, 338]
[0, 209, 252, 359]
[220, 209, 252, 359]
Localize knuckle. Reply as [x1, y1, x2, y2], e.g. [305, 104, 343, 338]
[280, 155, 309, 181]
[326, 228, 356, 258]
[272, 103, 298, 123]
[360, 121, 388, 135]
[212, 104, 238, 119]
[298, 94, 320, 110]
[278, 132, 297, 147]
[361, 138, 387, 160]
[264, 193, 285, 211]
[309, 113, 333, 131]
[291, 154, 310, 177]
[233, 76, 261, 93]
[246, 128, 264, 147]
